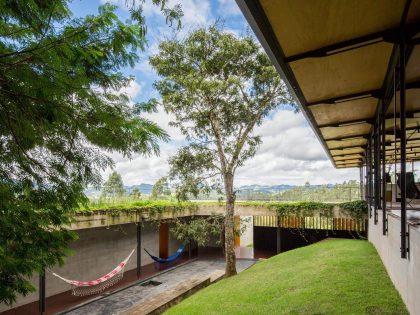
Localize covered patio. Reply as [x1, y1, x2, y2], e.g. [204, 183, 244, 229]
[237, 0, 420, 313]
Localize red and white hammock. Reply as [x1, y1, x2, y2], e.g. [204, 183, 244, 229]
[51, 249, 135, 296]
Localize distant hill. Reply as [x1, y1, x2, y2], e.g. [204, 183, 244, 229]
[125, 183, 153, 195]
[237, 184, 294, 194]
[85, 183, 337, 199]
[85, 183, 153, 197]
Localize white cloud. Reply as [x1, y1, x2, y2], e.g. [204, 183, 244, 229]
[101, 105, 186, 186]
[143, 105, 185, 142]
[105, 108, 359, 187]
[180, 0, 212, 26]
[104, 145, 178, 185]
[120, 79, 143, 100]
[233, 109, 359, 186]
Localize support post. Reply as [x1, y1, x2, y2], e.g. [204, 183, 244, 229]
[364, 165, 368, 201]
[382, 103, 387, 235]
[359, 166, 364, 200]
[137, 222, 141, 279]
[276, 216, 281, 254]
[367, 137, 372, 218]
[374, 120, 380, 224]
[39, 269, 46, 315]
[400, 41, 407, 259]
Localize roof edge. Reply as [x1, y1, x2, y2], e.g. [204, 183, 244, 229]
[236, 0, 339, 168]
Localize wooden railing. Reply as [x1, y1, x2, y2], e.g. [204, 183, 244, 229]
[253, 215, 367, 232]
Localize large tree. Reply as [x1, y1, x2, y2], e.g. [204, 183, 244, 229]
[101, 171, 125, 198]
[149, 25, 294, 276]
[151, 176, 171, 199]
[0, 0, 181, 305]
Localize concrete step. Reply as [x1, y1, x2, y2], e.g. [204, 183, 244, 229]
[121, 276, 211, 315]
[208, 269, 225, 283]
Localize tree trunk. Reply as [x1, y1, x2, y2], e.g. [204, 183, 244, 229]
[224, 173, 237, 276]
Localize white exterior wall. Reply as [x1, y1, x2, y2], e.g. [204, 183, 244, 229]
[0, 222, 161, 312]
[240, 216, 253, 247]
[368, 210, 420, 315]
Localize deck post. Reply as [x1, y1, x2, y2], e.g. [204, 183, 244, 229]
[137, 222, 141, 278]
[39, 268, 46, 315]
[399, 40, 407, 259]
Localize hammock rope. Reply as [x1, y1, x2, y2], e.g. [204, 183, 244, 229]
[51, 249, 135, 296]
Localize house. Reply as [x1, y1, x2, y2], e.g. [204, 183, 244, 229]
[236, 1, 420, 313]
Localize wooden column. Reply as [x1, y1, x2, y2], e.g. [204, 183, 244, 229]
[234, 216, 241, 247]
[159, 222, 169, 259]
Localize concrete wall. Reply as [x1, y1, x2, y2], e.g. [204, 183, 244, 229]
[0, 222, 161, 312]
[368, 210, 420, 315]
[68, 204, 349, 231]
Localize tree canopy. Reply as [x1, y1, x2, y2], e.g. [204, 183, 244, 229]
[170, 216, 224, 247]
[149, 24, 293, 275]
[0, 0, 181, 305]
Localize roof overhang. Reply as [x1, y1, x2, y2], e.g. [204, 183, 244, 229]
[236, 0, 420, 169]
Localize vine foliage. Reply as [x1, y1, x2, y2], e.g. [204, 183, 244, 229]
[269, 201, 334, 218]
[339, 200, 368, 219]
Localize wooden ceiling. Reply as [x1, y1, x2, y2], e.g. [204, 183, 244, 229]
[237, 0, 420, 168]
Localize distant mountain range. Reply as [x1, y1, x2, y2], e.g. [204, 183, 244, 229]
[85, 183, 336, 197]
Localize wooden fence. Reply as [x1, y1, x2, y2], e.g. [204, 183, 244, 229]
[253, 215, 367, 232]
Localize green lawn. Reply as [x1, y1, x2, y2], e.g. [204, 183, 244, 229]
[166, 239, 407, 315]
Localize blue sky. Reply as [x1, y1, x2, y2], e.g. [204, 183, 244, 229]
[69, 0, 359, 186]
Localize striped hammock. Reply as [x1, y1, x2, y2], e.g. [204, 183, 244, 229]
[52, 249, 135, 296]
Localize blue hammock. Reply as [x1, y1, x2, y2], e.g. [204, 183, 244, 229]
[144, 244, 186, 264]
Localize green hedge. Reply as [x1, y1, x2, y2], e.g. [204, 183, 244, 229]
[77, 200, 198, 219]
[76, 200, 367, 220]
[339, 200, 368, 219]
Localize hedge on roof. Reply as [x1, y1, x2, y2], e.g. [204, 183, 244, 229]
[76, 200, 367, 220]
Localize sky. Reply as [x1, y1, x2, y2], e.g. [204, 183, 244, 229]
[69, 0, 359, 187]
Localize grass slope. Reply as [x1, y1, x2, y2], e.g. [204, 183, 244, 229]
[166, 239, 407, 315]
